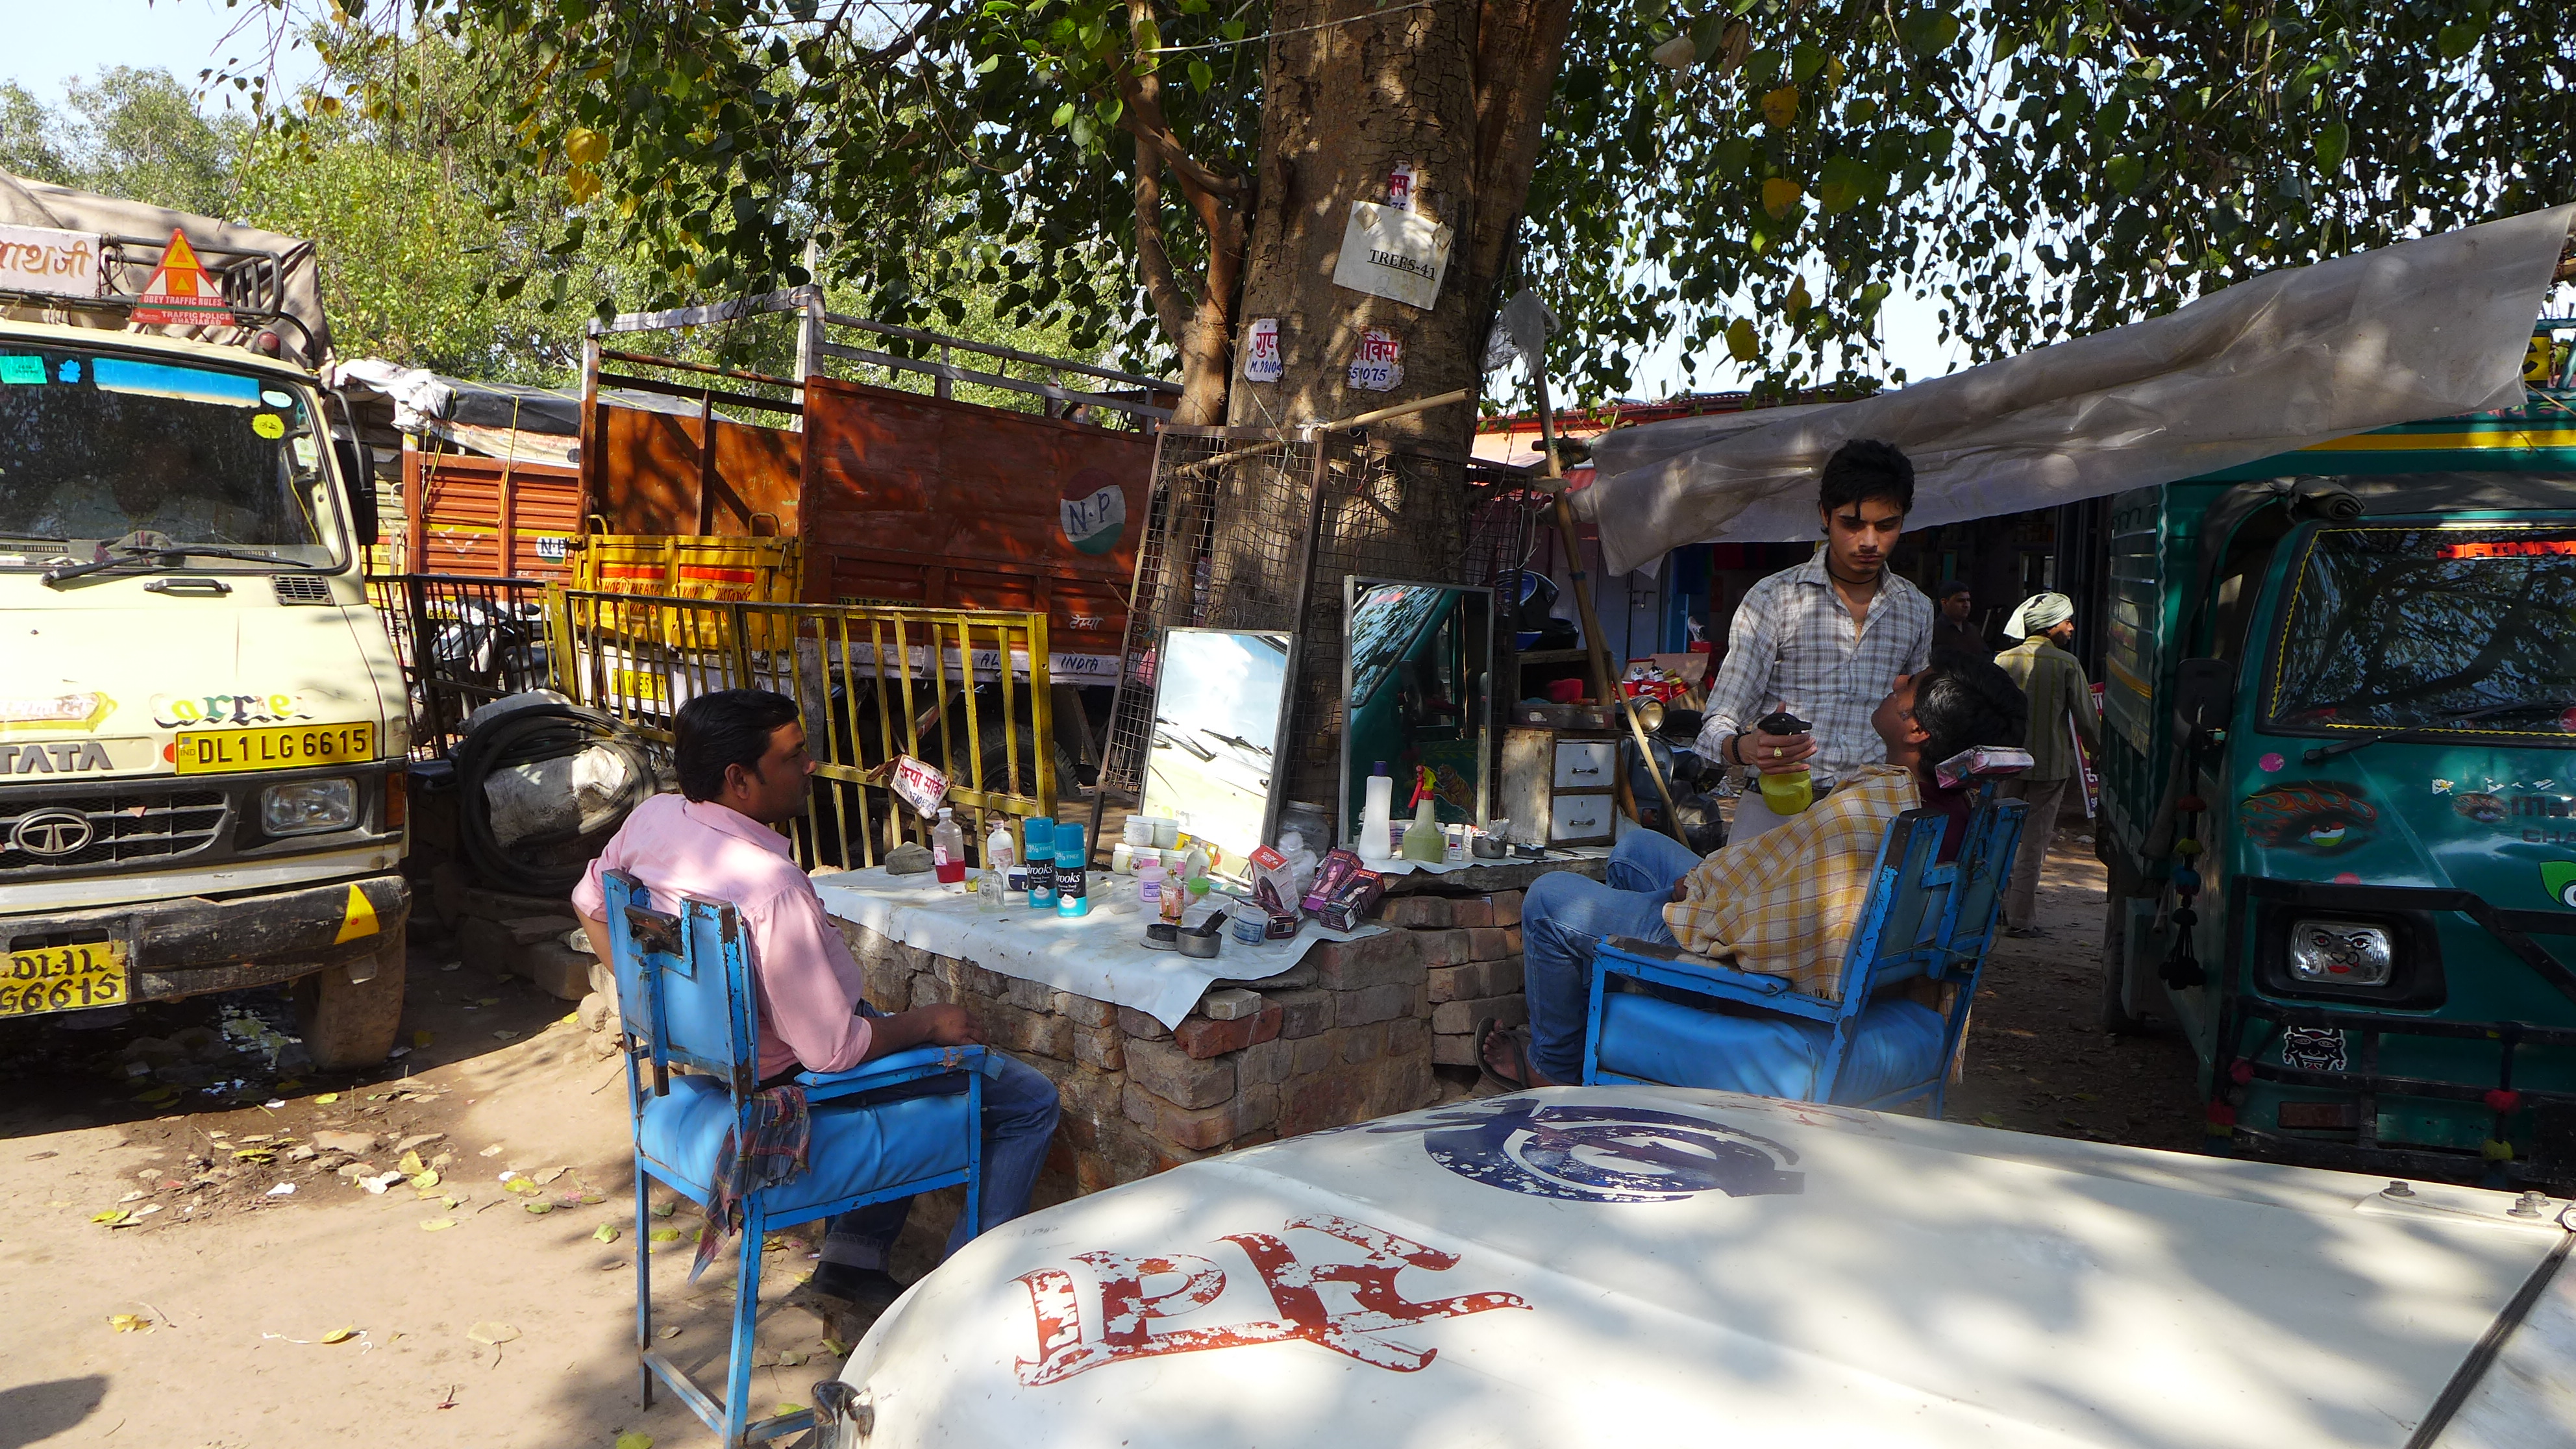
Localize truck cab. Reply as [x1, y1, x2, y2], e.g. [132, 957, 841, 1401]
[2100, 323, 2576, 1184]
[0, 321, 410, 1067]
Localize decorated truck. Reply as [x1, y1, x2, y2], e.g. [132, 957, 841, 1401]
[0, 174, 409, 1067]
[2098, 319, 2576, 1185]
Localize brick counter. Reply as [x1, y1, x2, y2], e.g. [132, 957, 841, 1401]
[824, 852, 1606, 1203]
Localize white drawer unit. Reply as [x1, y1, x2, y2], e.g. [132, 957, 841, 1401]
[1500, 727, 1617, 848]
[1553, 739, 1616, 791]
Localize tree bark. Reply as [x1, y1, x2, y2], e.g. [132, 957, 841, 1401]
[1121, 0, 1247, 428]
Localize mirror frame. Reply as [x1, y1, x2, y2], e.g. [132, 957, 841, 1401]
[1338, 575, 1495, 847]
[1141, 626, 1299, 880]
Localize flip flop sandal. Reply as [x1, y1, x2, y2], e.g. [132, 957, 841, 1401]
[1474, 1016, 1534, 1093]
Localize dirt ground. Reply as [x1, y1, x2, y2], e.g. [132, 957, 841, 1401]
[0, 828, 2196, 1448]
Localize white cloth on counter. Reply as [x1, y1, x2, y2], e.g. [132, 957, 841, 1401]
[810, 868, 1387, 1028]
[1361, 844, 1612, 876]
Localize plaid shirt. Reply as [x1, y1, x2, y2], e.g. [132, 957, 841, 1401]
[693, 1085, 811, 1282]
[1696, 552, 1933, 790]
[1664, 765, 1920, 998]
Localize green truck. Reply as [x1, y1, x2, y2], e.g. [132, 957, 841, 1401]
[2099, 320, 2576, 1185]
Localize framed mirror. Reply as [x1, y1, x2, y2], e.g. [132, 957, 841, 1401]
[1141, 628, 1296, 882]
[1340, 577, 1494, 847]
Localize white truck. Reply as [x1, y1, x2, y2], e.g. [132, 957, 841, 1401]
[0, 174, 410, 1067]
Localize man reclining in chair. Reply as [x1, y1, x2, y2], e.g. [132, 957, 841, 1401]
[1483, 652, 2025, 1089]
[573, 689, 1061, 1325]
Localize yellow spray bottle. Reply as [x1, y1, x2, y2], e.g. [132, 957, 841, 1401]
[1753, 708, 1814, 816]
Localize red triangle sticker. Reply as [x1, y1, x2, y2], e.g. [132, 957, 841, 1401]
[132, 227, 236, 327]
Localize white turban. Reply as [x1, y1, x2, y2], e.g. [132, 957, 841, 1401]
[2004, 592, 2074, 639]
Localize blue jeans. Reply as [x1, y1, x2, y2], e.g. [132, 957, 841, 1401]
[821, 1017, 1061, 1274]
[1520, 830, 1705, 1082]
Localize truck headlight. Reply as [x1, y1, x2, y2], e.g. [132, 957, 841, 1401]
[2288, 919, 2394, 986]
[261, 778, 355, 836]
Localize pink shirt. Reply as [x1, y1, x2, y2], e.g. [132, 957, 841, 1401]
[572, 795, 873, 1080]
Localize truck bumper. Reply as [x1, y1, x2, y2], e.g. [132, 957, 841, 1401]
[1, 874, 410, 1004]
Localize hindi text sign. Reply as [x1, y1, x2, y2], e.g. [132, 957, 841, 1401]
[1243, 317, 1283, 383]
[1331, 202, 1452, 311]
[1347, 327, 1403, 393]
[0, 223, 105, 301]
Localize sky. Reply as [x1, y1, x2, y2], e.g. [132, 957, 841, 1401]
[7, 1, 323, 108]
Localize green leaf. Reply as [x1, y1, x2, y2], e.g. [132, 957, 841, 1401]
[1724, 317, 1758, 362]
[1049, 101, 1076, 127]
[1187, 59, 1214, 92]
[2104, 154, 2145, 194]
[2436, 19, 2482, 60]
[2313, 121, 2349, 171]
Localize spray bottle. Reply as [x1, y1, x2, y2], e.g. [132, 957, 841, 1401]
[1753, 708, 1815, 817]
[1400, 765, 1444, 861]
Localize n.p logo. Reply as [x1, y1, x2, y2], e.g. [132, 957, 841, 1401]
[2543, 861, 2576, 908]
[1059, 467, 1126, 556]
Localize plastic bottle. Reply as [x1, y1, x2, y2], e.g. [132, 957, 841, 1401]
[1024, 816, 1057, 910]
[1357, 760, 1394, 861]
[1183, 841, 1210, 893]
[982, 821, 1014, 913]
[1160, 863, 1187, 923]
[931, 808, 967, 891]
[974, 865, 1002, 912]
[1277, 829, 1319, 901]
[1055, 822, 1090, 917]
[1753, 708, 1815, 817]
[1402, 797, 1444, 862]
[1137, 856, 1165, 910]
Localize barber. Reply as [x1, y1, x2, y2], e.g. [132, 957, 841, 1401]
[1695, 439, 1935, 843]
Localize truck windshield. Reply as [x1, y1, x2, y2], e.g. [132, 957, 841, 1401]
[2267, 523, 2576, 741]
[0, 344, 340, 567]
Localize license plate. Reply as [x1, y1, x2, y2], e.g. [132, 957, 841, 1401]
[173, 722, 377, 775]
[2, 939, 129, 1016]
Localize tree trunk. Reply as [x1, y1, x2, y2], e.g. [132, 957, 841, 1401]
[1208, 0, 1575, 813]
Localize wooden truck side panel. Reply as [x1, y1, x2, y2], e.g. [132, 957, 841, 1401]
[402, 446, 582, 580]
[797, 375, 1152, 657]
[586, 402, 804, 538]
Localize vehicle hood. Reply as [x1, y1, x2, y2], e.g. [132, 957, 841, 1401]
[2234, 740, 2576, 915]
[6, 603, 393, 774]
[831, 1085, 2571, 1448]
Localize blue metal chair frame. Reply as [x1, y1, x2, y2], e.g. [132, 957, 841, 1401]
[1580, 791, 2027, 1115]
[604, 869, 985, 1445]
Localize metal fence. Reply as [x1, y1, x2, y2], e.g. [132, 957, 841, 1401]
[549, 588, 1056, 870]
[1095, 427, 1535, 836]
[366, 573, 553, 760]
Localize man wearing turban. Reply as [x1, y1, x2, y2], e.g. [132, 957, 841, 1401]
[1992, 592, 2099, 936]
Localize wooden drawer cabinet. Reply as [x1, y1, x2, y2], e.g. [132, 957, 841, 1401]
[1501, 728, 1616, 848]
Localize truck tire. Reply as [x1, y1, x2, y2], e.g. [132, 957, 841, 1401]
[976, 724, 1080, 801]
[2101, 897, 2146, 1036]
[295, 939, 408, 1071]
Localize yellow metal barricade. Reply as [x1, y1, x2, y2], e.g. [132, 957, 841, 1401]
[548, 585, 1054, 870]
[572, 534, 804, 654]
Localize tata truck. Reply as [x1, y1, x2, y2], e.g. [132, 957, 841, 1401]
[2098, 321, 2576, 1185]
[0, 179, 410, 1068]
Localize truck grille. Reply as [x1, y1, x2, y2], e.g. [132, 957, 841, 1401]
[0, 789, 229, 873]
[273, 575, 334, 604]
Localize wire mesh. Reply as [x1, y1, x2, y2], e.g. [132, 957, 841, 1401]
[1095, 429, 1537, 839]
[365, 573, 552, 760]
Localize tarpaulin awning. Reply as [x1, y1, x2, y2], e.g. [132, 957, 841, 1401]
[1576, 205, 2576, 575]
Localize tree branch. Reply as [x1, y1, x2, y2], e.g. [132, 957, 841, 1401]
[1132, 156, 1194, 349]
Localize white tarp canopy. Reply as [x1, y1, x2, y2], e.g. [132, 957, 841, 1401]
[1575, 205, 2576, 576]
[830, 1085, 2576, 1448]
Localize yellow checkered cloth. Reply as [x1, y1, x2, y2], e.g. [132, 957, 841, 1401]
[1663, 765, 1920, 999]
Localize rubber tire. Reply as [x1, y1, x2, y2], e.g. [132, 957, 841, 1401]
[295, 938, 408, 1071]
[975, 724, 1081, 801]
[2101, 896, 2146, 1036]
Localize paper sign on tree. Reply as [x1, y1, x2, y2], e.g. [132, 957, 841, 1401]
[1331, 202, 1452, 311]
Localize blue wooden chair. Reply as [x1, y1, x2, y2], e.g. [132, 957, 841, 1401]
[1579, 789, 2027, 1115]
[603, 869, 988, 1445]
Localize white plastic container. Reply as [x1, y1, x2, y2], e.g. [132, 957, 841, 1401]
[1357, 761, 1394, 861]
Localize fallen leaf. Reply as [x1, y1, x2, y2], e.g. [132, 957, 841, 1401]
[523, 1201, 554, 1215]
[650, 1200, 676, 1219]
[231, 1148, 275, 1161]
[414, 1030, 434, 1048]
[478, 1145, 503, 1158]
[108, 1313, 149, 1333]
[615, 1433, 654, 1449]
[476, 997, 501, 1007]
[1977, 1113, 2006, 1128]
[466, 1320, 521, 1346]
[774, 1404, 805, 1418]
[398, 1151, 426, 1176]
[413, 1170, 441, 1191]
[660, 1325, 681, 1339]
[92, 1209, 131, 1226]
[821, 1337, 849, 1357]
[492, 1030, 519, 1041]
[580, 1192, 606, 1205]
[593, 1223, 621, 1243]
[315, 1093, 339, 1104]
[276, 1079, 303, 1091]
[558, 1012, 579, 1026]
[421, 1218, 457, 1232]
[774, 1350, 809, 1367]
[649, 1228, 682, 1245]
[505, 1178, 540, 1195]
[319, 1326, 360, 1344]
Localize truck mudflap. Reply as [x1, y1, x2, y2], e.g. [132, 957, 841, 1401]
[1, 874, 410, 1003]
[2209, 876, 2576, 1187]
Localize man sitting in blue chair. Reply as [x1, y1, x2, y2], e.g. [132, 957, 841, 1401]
[573, 689, 1061, 1325]
[1481, 652, 2027, 1089]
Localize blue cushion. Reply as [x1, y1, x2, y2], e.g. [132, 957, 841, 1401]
[1596, 991, 1950, 1104]
[636, 1074, 978, 1217]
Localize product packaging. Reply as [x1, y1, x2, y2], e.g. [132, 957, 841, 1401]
[1302, 847, 1363, 913]
[1319, 868, 1386, 932]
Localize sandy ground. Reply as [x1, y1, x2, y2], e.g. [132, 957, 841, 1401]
[0, 825, 2196, 1448]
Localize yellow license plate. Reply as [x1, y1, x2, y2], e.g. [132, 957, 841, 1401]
[2, 940, 129, 1016]
[173, 722, 377, 775]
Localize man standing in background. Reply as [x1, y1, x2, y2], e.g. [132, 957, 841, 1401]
[1932, 580, 1984, 658]
[1992, 592, 2099, 937]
